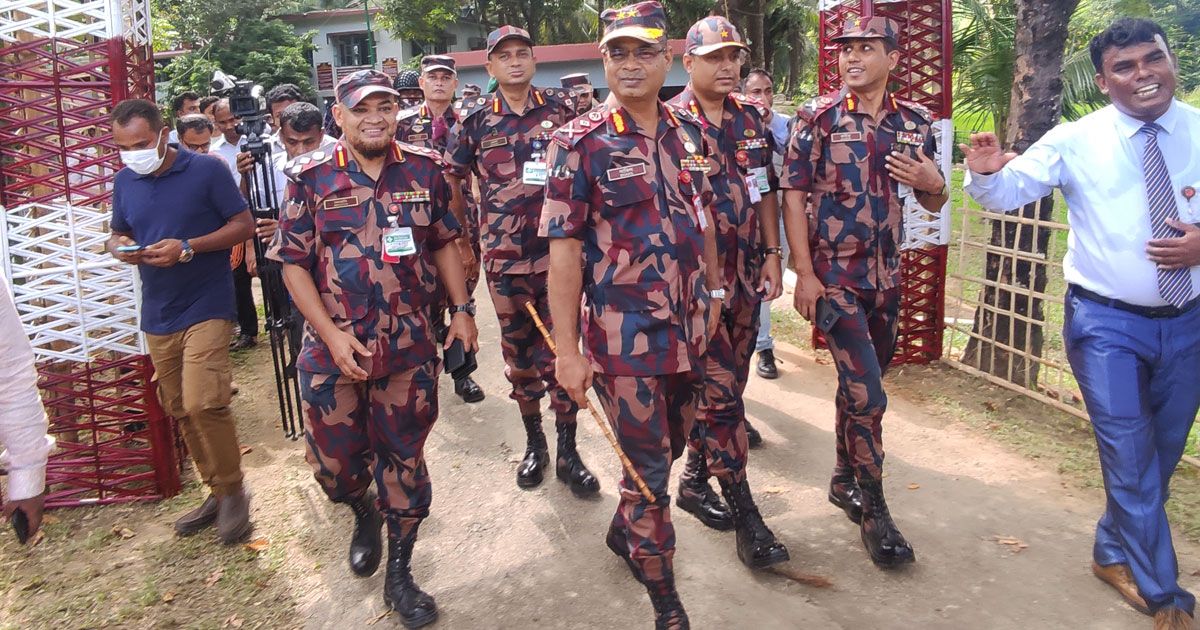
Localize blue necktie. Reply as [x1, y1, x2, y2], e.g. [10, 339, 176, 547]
[1140, 123, 1193, 307]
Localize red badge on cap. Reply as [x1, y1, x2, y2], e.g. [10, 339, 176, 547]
[679, 171, 693, 185]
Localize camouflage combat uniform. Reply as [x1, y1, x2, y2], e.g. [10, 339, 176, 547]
[668, 86, 776, 485]
[540, 101, 714, 585]
[268, 140, 460, 541]
[396, 101, 481, 294]
[782, 89, 937, 482]
[444, 85, 579, 418]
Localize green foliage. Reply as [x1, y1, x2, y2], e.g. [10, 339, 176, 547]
[154, 0, 317, 106]
[377, 0, 460, 44]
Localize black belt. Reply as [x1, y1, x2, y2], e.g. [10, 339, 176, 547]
[1069, 284, 1200, 319]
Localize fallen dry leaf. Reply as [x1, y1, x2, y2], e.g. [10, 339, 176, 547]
[111, 525, 136, 539]
[243, 538, 270, 553]
[1191, 569, 1200, 577]
[907, 483, 921, 490]
[161, 591, 177, 603]
[240, 445, 253, 455]
[761, 487, 786, 495]
[224, 614, 243, 628]
[366, 610, 393, 626]
[41, 514, 60, 525]
[766, 564, 834, 588]
[991, 535, 1029, 553]
[28, 529, 45, 547]
[206, 568, 224, 587]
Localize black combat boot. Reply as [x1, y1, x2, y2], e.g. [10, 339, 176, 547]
[828, 467, 864, 524]
[642, 569, 689, 630]
[345, 491, 383, 577]
[858, 479, 916, 568]
[555, 421, 600, 497]
[744, 420, 764, 448]
[674, 450, 734, 530]
[383, 530, 438, 629]
[516, 413, 549, 488]
[605, 522, 642, 583]
[454, 375, 485, 403]
[718, 477, 790, 569]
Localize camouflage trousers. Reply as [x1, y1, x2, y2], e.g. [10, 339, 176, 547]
[593, 370, 703, 583]
[683, 293, 761, 484]
[824, 285, 900, 482]
[299, 360, 439, 540]
[484, 270, 578, 419]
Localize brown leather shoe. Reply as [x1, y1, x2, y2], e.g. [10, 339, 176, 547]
[216, 488, 252, 544]
[174, 494, 219, 536]
[1093, 562, 1150, 615]
[1153, 607, 1194, 630]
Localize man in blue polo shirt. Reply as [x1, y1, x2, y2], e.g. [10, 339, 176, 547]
[107, 98, 256, 544]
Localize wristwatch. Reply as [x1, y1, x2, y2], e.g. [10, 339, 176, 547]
[763, 246, 784, 257]
[178, 239, 195, 263]
[708, 288, 727, 300]
[449, 301, 476, 317]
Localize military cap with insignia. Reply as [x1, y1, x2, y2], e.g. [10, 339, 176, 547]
[337, 69, 399, 108]
[684, 15, 748, 56]
[598, 1, 668, 46]
[420, 54, 457, 75]
[486, 25, 534, 55]
[560, 73, 591, 89]
[830, 16, 900, 47]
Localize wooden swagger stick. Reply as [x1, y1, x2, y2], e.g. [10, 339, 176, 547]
[523, 301, 656, 503]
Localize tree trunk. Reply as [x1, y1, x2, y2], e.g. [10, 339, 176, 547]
[785, 20, 801, 95]
[745, 0, 765, 68]
[962, 0, 1079, 388]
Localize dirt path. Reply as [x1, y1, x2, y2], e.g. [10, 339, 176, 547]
[3, 296, 1197, 629]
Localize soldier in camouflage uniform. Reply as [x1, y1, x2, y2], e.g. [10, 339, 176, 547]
[268, 70, 478, 628]
[781, 17, 948, 568]
[542, 3, 722, 627]
[560, 73, 599, 116]
[444, 25, 601, 497]
[396, 55, 486, 404]
[666, 15, 789, 571]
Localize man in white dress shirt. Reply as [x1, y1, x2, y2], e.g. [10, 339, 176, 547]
[0, 272, 56, 542]
[963, 18, 1200, 629]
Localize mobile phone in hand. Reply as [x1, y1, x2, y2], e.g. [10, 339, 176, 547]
[115, 244, 144, 253]
[815, 297, 841, 333]
[11, 508, 30, 544]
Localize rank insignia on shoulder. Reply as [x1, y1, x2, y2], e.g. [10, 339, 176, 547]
[606, 164, 647, 181]
[323, 195, 359, 210]
[393, 190, 432, 203]
[895, 131, 925, 146]
[588, 111, 603, 122]
[541, 120, 554, 129]
[681, 157, 710, 172]
[831, 131, 864, 143]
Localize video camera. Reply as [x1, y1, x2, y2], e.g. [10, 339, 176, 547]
[211, 70, 270, 144]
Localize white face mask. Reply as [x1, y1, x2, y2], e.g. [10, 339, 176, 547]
[120, 130, 167, 175]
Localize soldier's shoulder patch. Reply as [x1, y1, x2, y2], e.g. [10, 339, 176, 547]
[896, 98, 934, 124]
[397, 141, 444, 165]
[669, 102, 704, 128]
[283, 146, 333, 181]
[552, 105, 609, 148]
[732, 93, 772, 118]
[797, 91, 842, 123]
[459, 95, 493, 121]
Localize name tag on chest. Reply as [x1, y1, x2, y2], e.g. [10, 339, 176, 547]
[323, 195, 360, 210]
[606, 164, 647, 181]
[481, 136, 509, 150]
[831, 132, 864, 143]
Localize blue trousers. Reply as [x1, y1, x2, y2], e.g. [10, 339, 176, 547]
[1064, 287, 1200, 615]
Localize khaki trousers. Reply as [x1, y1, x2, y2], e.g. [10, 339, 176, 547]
[145, 319, 244, 496]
